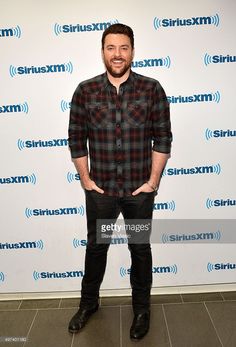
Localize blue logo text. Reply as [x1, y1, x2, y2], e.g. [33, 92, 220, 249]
[167, 91, 221, 104]
[204, 53, 236, 66]
[17, 138, 68, 151]
[54, 20, 118, 35]
[33, 270, 83, 280]
[154, 14, 219, 29]
[0, 240, 43, 250]
[0, 25, 21, 38]
[153, 201, 176, 211]
[206, 198, 236, 209]
[0, 102, 29, 114]
[163, 164, 221, 176]
[0, 173, 36, 185]
[25, 206, 85, 218]
[207, 262, 236, 272]
[132, 56, 171, 69]
[9, 62, 73, 77]
[205, 128, 236, 140]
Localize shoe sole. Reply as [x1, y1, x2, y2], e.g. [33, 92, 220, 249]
[130, 334, 148, 340]
[68, 305, 99, 334]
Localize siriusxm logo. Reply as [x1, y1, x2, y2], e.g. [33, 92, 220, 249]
[204, 53, 236, 66]
[132, 56, 171, 69]
[153, 14, 219, 29]
[33, 270, 84, 280]
[207, 262, 236, 272]
[206, 198, 236, 209]
[0, 102, 29, 114]
[0, 272, 5, 282]
[153, 200, 176, 211]
[162, 231, 221, 243]
[167, 91, 221, 104]
[120, 264, 177, 277]
[0, 173, 36, 185]
[73, 239, 87, 248]
[61, 100, 71, 112]
[0, 25, 21, 38]
[205, 128, 236, 140]
[17, 138, 68, 151]
[9, 62, 73, 77]
[25, 205, 85, 218]
[0, 240, 43, 250]
[73, 237, 127, 247]
[54, 19, 118, 36]
[67, 172, 80, 183]
[163, 164, 221, 176]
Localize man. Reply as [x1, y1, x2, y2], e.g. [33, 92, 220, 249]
[68, 23, 172, 340]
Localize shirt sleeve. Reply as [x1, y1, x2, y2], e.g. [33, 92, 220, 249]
[151, 82, 172, 154]
[68, 84, 88, 158]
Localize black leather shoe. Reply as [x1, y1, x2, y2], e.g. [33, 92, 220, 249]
[130, 311, 150, 340]
[68, 304, 99, 333]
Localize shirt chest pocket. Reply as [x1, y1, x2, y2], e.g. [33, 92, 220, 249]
[87, 103, 112, 128]
[125, 101, 149, 127]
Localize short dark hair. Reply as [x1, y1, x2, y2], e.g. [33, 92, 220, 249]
[102, 23, 134, 49]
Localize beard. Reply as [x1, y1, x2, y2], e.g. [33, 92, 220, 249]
[104, 58, 132, 78]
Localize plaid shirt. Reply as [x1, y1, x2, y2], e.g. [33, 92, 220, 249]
[68, 71, 172, 197]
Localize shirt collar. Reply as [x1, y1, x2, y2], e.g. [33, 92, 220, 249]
[102, 70, 135, 91]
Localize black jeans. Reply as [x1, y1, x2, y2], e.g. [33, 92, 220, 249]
[80, 190, 155, 314]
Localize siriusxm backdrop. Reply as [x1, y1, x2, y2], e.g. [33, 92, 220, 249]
[0, 0, 235, 296]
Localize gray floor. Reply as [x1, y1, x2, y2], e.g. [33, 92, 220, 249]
[0, 291, 236, 347]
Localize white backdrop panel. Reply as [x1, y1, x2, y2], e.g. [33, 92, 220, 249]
[0, 0, 235, 294]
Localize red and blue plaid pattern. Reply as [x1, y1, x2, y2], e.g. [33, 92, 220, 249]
[68, 71, 172, 196]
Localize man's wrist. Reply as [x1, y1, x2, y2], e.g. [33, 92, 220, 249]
[146, 181, 158, 191]
[81, 177, 92, 188]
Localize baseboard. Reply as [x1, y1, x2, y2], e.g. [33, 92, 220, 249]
[0, 283, 236, 301]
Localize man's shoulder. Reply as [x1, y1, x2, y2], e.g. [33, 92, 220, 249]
[77, 73, 106, 93]
[132, 71, 161, 89]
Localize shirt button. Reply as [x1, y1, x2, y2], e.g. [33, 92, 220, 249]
[116, 123, 120, 128]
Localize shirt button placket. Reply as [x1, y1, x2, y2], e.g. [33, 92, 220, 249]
[115, 97, 123, 196]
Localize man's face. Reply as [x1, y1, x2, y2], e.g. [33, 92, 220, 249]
[102, 34, 134, 78]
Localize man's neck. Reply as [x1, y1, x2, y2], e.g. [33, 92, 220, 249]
[107, 69, 131, 93]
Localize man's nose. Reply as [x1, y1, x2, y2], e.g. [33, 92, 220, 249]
[114, 47, 122, 56]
